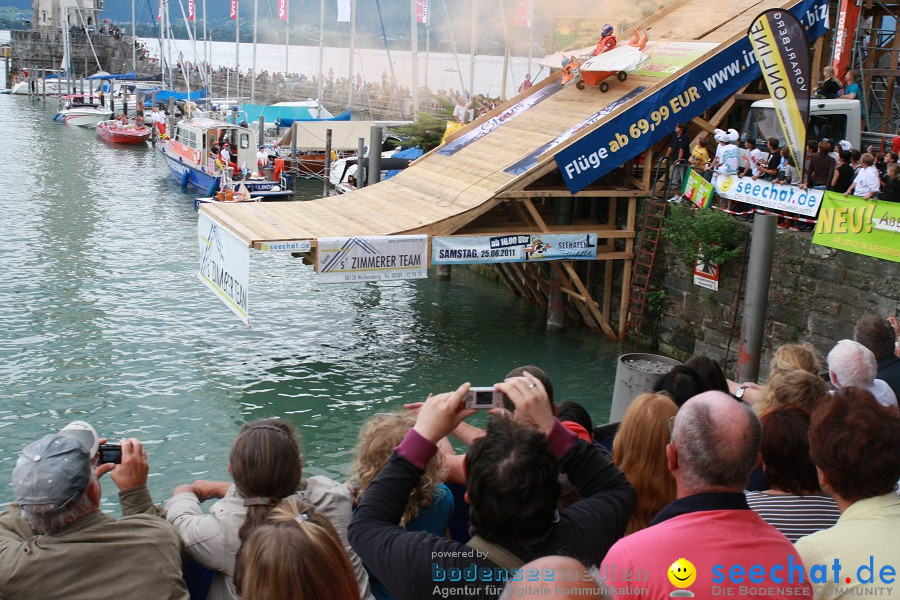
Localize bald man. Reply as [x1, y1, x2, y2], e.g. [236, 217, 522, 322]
[600, 392, 812, 599]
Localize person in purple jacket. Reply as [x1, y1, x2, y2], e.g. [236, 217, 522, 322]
[349, 373, 635, 600]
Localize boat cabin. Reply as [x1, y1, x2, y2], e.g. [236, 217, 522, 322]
[168, 118, 257, 175]
[66, 94, 103, 109]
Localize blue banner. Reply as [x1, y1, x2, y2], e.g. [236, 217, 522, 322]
[554, 0, 829, 193]
[505, 87, 646, 176]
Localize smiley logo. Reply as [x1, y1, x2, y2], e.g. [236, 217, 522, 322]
[719, 176, 734, 192]
[668, 558, 696, 589]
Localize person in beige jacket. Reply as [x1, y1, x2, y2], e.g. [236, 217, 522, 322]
[165, 419, 371, 600]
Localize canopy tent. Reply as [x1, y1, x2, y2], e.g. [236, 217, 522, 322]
[279, 121, 394, 151]
[241, 103, 350, 125]
[150, 89, 208, 102]
[87, 71, 138, 80]
[385, 146, 424, 179]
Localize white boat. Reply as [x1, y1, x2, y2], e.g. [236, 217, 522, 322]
[52, 95, 113, 127]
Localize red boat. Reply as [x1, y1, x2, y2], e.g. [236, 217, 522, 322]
[96, 120, 152, 144]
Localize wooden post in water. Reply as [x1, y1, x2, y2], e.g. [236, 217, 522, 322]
[547, 197, 574, 331]
[323, 128, 332, 196]
[367, 126, 382, 186]
[41, 69, 46, 99]
[356, 136, 366, 188]
[436, 265, 452, 280]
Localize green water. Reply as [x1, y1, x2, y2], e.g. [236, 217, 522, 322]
[0, 96, 621, 511]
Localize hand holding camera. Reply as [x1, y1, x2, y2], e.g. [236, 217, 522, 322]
[413, 383, 476, 444]
[494, 372, 554, 434]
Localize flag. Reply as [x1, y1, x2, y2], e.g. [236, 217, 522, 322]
[416, 0, 428, 24]
[512, 0, 532, 28]
[157, 0, 162, 20]
[832, 0, 859, 81]
[230, 0, 238, 20]
[748, 9, 811, 181]
[278, 0, 287, 21]
[336, 0, 350, 22]
[188, 0, 195, 21]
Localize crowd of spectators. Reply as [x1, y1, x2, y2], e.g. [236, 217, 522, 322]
[1, 312, 899, 600]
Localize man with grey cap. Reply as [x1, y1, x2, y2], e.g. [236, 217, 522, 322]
[0, 421, 188, 599]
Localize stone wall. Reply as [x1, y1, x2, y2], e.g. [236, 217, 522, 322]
[647, 215, 899, 380]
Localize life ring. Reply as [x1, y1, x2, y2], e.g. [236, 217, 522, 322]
[193, 149, 201, 163]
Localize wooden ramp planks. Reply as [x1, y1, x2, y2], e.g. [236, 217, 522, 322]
[206, 0, 803, 245]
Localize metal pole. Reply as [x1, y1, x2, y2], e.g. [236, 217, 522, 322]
[250, 0, 257, 101]
[316, 0, 325, 117]
[131, 0, 136, 71]
[290, 121, 298, 164]
[736, 214, 776, 383]
[527, 18, 533, 79]
[202, 0, 208, 85]
[356, 136, 366, 187]
[468, 0, 476, 98]
[235, 2, 240, 100]
[424, 19, 430, 92]
[323, 127, 332, 196]
[347, 0, 356, 108]
[500, 0, 511, 101]
[410, 0, 418, 117]
[258, 115, 264, 145]
[367, 125, 382, 186]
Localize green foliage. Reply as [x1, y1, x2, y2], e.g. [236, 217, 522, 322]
[646, 285, 668, 318]
[661, 203, 743, 268]
[389, 110, 452, 153]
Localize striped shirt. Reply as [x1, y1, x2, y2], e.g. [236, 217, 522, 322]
[745, 491, 841, 542]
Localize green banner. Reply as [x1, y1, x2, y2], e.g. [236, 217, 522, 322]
[682, 168, 714, 208]
[813, 192, 900, 262]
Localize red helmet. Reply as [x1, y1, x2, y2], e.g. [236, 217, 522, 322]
[601, 24, 614, 37]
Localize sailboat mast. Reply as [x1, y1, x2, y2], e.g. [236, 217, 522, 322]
[410, 0, 418, 117]
[131, 0, 136, 71]
[202, 0, 208, 84]
[251, 0, 258, 101]
[316, 0, 325, 117]
[235, 4, 240, 99]
[468, 0, 476, 99]
[347, 0, 356, 107]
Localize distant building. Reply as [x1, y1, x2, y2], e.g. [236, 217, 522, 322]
[32, 0, 103, 32]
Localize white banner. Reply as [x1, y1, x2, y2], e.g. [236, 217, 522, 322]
[336, 0, 350, 22]
[317, 235, 428, 283]
[432, 234, 598, 265]
[715, 175, 822, 217]
[198, 211, 250, 325]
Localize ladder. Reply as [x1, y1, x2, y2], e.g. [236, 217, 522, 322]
[623, 158, 682, 348]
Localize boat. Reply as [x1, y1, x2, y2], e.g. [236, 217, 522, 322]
[52, 95, 113, 127]
[159, 117, 293, 197]
[96, 120, 152, 144]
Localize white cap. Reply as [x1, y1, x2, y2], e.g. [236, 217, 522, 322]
[59, 421, 100, 458]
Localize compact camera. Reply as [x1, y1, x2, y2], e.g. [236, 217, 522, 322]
[98, 443, 122, 465]
[464, 387, 503, 410]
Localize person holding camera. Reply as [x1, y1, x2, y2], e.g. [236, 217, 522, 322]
[0, 421, 188, 599]
[349, 373, 634, 600]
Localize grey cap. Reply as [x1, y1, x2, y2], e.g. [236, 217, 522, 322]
[12, 422, 98, 508]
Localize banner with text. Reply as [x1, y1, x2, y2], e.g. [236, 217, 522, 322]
[513, 0, 532, 28]
[748, 10, 810, 181]
[188, 0, 195, 21]
[432, 234, 598, 265]
[198, 211, 250, 326]
[258, 240, 311, 253]
[278, 0, 287, 21]
[714, 175, 821, 217]
[336, 0, 350, 22]
[553, 17, 620, 50]
[629, 41, 718, 78]
[229, 0, 237, 19]
[683, 168, 714, 208]
[553, 0, 828, 194]
[504, 87, 645, 176]
[832, 0, 861, 80]
[812, 192, 900, 262]
[438, 83, 563, 156]
[317, 236, 428, 283]
[417, 0, 429, 24]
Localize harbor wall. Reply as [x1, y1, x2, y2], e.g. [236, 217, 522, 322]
[637, 211, 899, 380]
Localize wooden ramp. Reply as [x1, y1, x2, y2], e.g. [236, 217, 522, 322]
[203, 0, 799, 247]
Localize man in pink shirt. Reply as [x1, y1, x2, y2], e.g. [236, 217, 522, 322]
[600, 392, 813, 599]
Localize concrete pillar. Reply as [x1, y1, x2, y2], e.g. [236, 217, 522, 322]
[356, 137, 366, 187]
[547, 198, 575, 331]
[736, 214, 776, 383]
[367, 126, 382, 186]
[257, 115, 265, 145]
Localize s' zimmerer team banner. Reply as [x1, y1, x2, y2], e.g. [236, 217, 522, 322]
[748, 10, 810, 180]
[813, 192, 900, 263]
[317, 235, 428, 283]
[198, 211, 250, 325]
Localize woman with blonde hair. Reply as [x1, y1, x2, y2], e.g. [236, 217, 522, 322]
[613, 393, 678, 534]
[734, 342, 822, 408]
[352, 412, 453, 600]
[755, 369, 829, 417]
[237, 498, 361, 600]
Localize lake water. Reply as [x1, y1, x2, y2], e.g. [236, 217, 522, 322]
[0, 95, 620, 512]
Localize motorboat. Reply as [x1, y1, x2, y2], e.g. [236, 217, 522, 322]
[96, 119, 152, 144]
[52, 95, 113, 127]
[159, 117, 293, 197]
